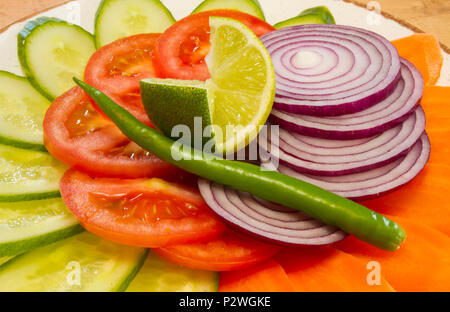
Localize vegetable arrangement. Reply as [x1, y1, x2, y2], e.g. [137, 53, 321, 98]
[259, 25, 430, 200]
[0, 0, 448, 292]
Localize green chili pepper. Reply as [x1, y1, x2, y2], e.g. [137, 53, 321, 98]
[74, 78, 406, 251]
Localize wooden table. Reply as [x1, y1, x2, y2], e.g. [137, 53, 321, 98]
[1, 0, 450, 48]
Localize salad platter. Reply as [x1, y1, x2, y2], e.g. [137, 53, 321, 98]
[0, 0, 449, 292]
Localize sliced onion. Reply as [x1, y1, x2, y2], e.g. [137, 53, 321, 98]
[264, 133, 430, 200]
[260, 24, 401, 116]
[270, 58, 423, 139]
[198, 179, 346, 246]
[261, 107, 425, 176]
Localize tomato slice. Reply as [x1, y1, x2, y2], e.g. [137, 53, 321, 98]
[154, 10, 275, 80]
[84, 33, 162, 125]
[154, 229, 282, 271]
[44, 86, 188, 179]
[60, 169, 226, 248]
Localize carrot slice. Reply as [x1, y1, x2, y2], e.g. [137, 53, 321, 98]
[276, 246, 394, 292]
[392, 34, 443, 85]
[219, 259, 295, 292]
[420, 86, 450, 164]
[421, 86, 450, 116]
[422, 87, 450, 157]
[336, 217, 450, 292]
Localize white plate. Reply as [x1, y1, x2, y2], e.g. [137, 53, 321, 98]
[1, 0, 449, 86]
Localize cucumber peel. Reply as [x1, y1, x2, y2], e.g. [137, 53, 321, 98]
[18, 17, 96, 100]
[126, 251, 219, 292]
[0, 144, 68, 202]
[0, 71, 50, 151]
[95, 0, 176, 48]
[0, 198, 83, 257]
[0, 232, 148, 292]
[192, 0, 265, 20]
[274, 6, 336, 29]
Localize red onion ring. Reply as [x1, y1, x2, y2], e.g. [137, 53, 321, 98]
[198, 179, 346, 246]
[263, 133, 430, 200]
[270, 58, 423, 139]
[260, 24, 402, 116]
[261, 107, 425, 176]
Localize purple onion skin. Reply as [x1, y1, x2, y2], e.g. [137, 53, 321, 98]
[262, 24, 403, 116]
[199, 180, 347, 247]
[276, 147, 412, 177]
[276, 133, 431, 201]
[215, 217, 346, 247]
[274, 72, 402, 116]
[269, 59, 424, 140]
[354, 135, 431, 201]
[270, 105, 418, 140]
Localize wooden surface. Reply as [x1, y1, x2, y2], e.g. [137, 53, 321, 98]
[0, 0, 449, 47]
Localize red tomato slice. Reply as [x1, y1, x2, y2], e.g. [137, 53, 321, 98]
[154, 10, 276, 80]
[154, 229, 282, 271]
[44, 86, 188, 179]
[84, 33, 162, 125]
[60, 169, 226, 248]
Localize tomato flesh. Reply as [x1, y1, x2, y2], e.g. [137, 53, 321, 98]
[155, 229, 282, 271]
[84, 33, 162, 125]
[179, 30, 211, 65]
[60, 169, 226, 248]
[44, 86, 187, 179]
[154, 10, 275, 81]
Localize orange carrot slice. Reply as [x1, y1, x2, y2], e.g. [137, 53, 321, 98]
[336, 217, 450, 292]
[392, 34, 443, 85]
[276, 246, 394, 292]
[421, 86, 450, 165]
[422, 86, 450, 116]
[219, 259, 295, 292]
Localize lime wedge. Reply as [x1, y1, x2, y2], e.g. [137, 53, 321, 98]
[141, 16, 275, 154]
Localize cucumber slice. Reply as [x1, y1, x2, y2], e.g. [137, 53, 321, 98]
[0, 144, 68, 202]
[274, 6, 336, 29]
[126, 251, 218, 292]
[18, 17, 96, 100]
[0, 257, 13, 267]
[95, 0, 175, 48]
[0, 198, 83, 257]
[192, 0, 266, 21]
[0, 71, 50, 151]
[0, 232, 147, 292]
[192, 0, 265, 20]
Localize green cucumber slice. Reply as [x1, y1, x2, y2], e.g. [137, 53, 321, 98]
[18, 17, 96, 100]
[126, 251, 218, 292]
[0, 71, 50, 151]
[274, 6, 336, 29]
[0, 198, 83, 257]
[0, 257, 13, 267]
[0, 232, 148, 292]
[0, 144, 68, 202]
[192, 0, 265, 20]
[95, 0, 175, 48]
